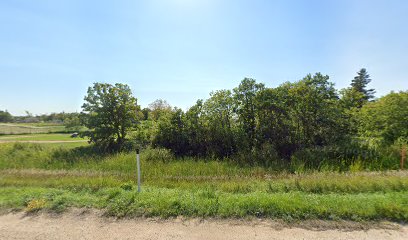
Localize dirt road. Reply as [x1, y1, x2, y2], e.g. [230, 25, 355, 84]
[0, 211, 406, 240]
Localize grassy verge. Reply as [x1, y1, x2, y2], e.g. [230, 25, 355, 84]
[0, 142, 407, 222]
[1, 169, 407, 194]
[0, 187, 406, 221]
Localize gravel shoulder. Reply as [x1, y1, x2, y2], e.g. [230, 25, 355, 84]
[0, 210, 406, 240]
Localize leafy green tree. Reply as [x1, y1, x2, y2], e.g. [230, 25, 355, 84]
[148, 99, 172, 121]
[339, 87, 366, 134]
[358, 91, 408, 144]
[80, 83, 141, 151]
[141, 108, 151, 120]
[184, 100, 206, 156]
[203, 90, 236, 157]
[340, 87, 366, 110]
[350, 68, 375, 106]
[0, 110, 13, 122]
[233, 78, 264, 150]
[133, 119, 158, 148]
[254, 73, 348, 160]
[255, 87, 293, 158]
[153, 108, 188, 156]
[287, 73, 346, 148]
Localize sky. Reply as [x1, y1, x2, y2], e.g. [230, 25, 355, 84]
[0, 0, 407, 116]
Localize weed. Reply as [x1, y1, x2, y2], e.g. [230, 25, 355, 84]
[25, 199, 47, 212]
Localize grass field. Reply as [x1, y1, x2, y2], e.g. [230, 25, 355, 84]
[0, 133, 87, 142]
[0, 142, 407, 222]
[0, 123, 67, 135]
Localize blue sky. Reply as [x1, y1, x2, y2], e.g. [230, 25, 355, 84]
[0, 0, 407, 115]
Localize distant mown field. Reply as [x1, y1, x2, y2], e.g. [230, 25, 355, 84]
[0, 133, 87, 142]
[0, 123, 67, 135]
[0, 142, 407, 222]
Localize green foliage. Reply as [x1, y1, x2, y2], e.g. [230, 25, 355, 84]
[0, 110, 13, 122]
[63, 113, 82, 132]
[358, 91, 408, 144]
[1, 143, 407, 221]
[147, 99, 172, 121]
[255, 73, 348, 160]
[153, 108, 188, 156]
[290, 142, 401, 172]
[340, 87, 366, 110]
[1, 187, 407, 221]
[120, 182, 134, 191]
[148, 72, 404, 169]
[143, 147, 174, 162]
[233, 78, 265, 150]
[0, 142, 405, 187]
[202, 90, 236, 157]
[3, 69, 408, 222]
[80, 83, 141, 152]
[351, 68, 375, 104]
[131, 120, 158, 148]
[183, 100, 206, 156]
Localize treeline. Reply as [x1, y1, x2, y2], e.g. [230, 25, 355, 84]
[0, 110, 80, 125]
[0, 110, 13, 122]
[10, 68, 405, 170]
[131, 69, 407, 169]
[150, 74, 345, 160]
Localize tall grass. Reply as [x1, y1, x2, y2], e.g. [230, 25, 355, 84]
[1, 169, 407, 194]
[0, 187, 407, 221]
[1, 142, 407, 221]
[0, 143, 401, 174]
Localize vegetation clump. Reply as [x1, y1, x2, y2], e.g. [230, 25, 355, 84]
[1, 68, 407, 222]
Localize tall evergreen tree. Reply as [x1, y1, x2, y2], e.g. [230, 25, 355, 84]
[351, 68, 375, 104]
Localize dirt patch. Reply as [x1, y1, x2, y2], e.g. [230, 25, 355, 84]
[0, 209, 406, 240]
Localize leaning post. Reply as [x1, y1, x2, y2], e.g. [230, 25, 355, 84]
[136, 148, 141, 192]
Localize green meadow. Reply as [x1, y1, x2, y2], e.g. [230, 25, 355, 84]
[0, 142, 406, 222]
[0, 123, 67, 135]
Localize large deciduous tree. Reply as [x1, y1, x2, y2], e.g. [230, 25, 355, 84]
[148, 99, 172, 121]
[233, 78, 264, 150]
[255, 73, 348, 159]
[358, 91, 408, 144]
[203, 90, 236, 157]
[287, 73, 347, 148]
[80, 83, 140, 151]
[153, 108, 188, 156]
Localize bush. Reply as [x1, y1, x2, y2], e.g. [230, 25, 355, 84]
[120, 182, 134, 191]
[232, 143, 284, 168]
[12, 142, 44, 152]
[143, 147, 174, 162]
[290, 140, 401, 172]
